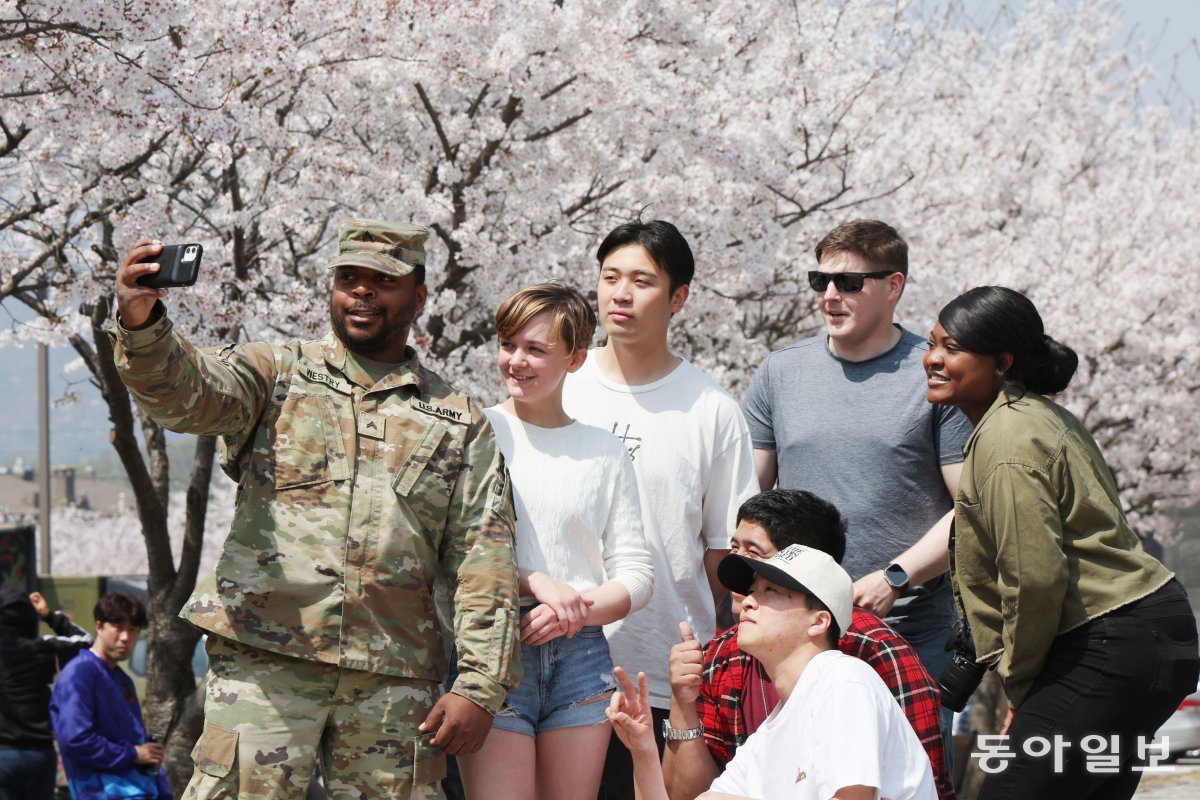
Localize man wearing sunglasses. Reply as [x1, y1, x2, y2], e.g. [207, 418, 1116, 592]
[741, 219, 971, 766]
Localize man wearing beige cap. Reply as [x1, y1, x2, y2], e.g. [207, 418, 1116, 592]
[608, 544, 935, 800]
[112, 220, 521, 799]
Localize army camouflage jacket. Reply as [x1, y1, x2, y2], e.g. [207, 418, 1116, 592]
[111, 306, 521, 713]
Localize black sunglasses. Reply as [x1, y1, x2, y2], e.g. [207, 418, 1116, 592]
[807, 270, 895, 293]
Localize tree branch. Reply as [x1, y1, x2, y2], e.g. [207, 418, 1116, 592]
[85, 296, 173, 576]
[525, 108, 591, 142]
[414, 82, 457, 162]
[0, 116, 31, 157]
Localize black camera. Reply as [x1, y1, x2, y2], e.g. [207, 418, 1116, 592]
[937, 619, 997, 712]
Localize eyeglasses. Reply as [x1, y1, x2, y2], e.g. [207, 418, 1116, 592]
[807, 270, 895, 293]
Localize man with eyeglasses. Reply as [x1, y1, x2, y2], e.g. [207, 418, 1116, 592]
[609, 541, 938, 800]
[659, 490, 953, 800]
[741, 219, 971, 767]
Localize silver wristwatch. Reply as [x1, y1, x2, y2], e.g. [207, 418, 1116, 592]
[662, 719, 704, 741]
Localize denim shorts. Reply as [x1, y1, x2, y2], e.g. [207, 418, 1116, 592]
[493, 623, 617, 737]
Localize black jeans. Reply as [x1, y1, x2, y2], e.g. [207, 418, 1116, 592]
[0, 746, 57, 800]
[979, 579, 1199, 800]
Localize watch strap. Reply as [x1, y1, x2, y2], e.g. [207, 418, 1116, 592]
[661, 719, 704, 741]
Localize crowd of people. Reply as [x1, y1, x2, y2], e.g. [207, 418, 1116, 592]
[1, 214, 1194, 800]
[0, 589, 167, 800]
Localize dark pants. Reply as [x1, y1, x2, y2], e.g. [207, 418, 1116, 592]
[904, 622, 957, 776]
[597, 706, 669, 800]
[979, 580, 1199, 800]
[0, 746, 57, 800]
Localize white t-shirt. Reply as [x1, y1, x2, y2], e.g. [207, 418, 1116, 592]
[562, 356, 757, 708]
[711, 650, 937, 800]
[484, 407, 653, 612]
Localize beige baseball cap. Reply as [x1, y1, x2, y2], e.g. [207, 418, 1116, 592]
[718, 544, 853, 633]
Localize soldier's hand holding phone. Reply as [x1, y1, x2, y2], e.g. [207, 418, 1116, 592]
[116, 239, 203, 330]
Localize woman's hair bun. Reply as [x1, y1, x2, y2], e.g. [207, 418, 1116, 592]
[1024, 335, 1078, 395]
[938, 286, 1077, 395]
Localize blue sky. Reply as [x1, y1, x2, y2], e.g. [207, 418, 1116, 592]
[1, 0, 1198, 467]
[1120, 0, 1200, 110]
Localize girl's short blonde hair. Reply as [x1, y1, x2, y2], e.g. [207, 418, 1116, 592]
[495, 283, 596, 354]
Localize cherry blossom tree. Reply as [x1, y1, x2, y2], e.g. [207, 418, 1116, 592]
[886, 0, 1200, 533]
[3, 0, 1195, 788]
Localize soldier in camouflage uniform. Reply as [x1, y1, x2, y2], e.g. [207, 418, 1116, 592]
[112, 220, 521, 800]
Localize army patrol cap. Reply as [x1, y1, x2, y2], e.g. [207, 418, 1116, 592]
[327, 218, 428, 277]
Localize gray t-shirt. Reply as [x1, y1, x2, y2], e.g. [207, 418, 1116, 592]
[742, 326, 972, 634]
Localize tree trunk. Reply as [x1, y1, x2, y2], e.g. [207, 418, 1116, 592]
[958, 670, 1009, 799]
[143, 431, 217, 794]
[143, 608, 205, 794]
[86, 297, 215, 794]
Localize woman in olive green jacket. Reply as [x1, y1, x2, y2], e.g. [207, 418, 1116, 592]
[923, 286, 1198, 800]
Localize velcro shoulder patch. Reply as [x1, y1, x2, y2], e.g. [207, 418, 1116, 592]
[413, 398, 467, 423]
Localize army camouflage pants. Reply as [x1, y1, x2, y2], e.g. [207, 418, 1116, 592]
[183, 636, 446, 800]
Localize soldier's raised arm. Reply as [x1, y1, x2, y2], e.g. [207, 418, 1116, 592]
[110, 238, 278, 437]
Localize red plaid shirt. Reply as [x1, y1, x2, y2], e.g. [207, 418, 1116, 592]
[697, 606, 956, 800]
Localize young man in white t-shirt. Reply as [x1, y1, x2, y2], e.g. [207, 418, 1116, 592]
[561, 218, 757, 798]
[607, 545, 937, 800]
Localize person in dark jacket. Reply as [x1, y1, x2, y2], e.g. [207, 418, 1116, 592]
[49, 592, 171, 800]
[0, 588, 92, 800]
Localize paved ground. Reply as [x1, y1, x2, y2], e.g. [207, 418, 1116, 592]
[1134, 755, 1200, 798]
[955, 751, 1200, 798]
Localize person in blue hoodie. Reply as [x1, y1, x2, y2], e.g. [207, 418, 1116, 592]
[50, 592, 172, 799]
[0, 589, 92, 800]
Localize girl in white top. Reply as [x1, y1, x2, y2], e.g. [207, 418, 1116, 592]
[457, 284, 653, 800]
